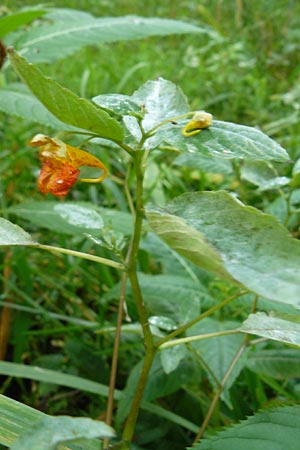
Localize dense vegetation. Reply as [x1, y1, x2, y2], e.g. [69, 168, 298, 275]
[1, 1, 300, 449]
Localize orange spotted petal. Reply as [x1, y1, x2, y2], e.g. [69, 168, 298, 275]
[66, 145, 108, 183]
[38, 160, 80, 197]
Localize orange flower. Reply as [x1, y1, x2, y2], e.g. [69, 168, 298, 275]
[182, 111, 213, 137]
[29, 134, 108, 197]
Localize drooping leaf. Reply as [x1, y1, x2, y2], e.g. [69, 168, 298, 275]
[246, 348, 300, 379]
[141, 232, 207, 282]
[0, 8, 47, 39]
[8, 49, 124, 140]
[8, 9, 209, 63]
[9, 201, 133, 236]
[0, 218, 37, 246]
[0, 84, 78, 130]
[146, 191, 300, 306]
[10, 415, 114, 450]
[240, 312, 300, 346]
[191, 404, 300, 450]
[145, 205, 233, 280]
[154, 119, 290, 161]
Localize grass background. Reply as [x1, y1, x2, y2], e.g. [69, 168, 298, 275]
[1, 1, 300, 449]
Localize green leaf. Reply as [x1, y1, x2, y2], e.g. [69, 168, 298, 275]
[187, 318, 246, 394]
[132, 77, 189, 132]
[0, 218, 37, 246]
[240, 312, 300, 346]
[93, 93, 141, 116]
[191, 404, 300, 450]
[146, 204, 233, 281]
[8, 49, 123, 140]
[9, 202, 104, 236]
[246, 348, 300, 379]
[12, 9, 209, 63]
[0, 84, 78, 130]
[155, 119, 290, 161]
[141, 232, 205, 281]
[0, 8, 47, 39]
[241, 160, 290, 191]
[173, 152, 233, 174]
[0, 395, 111, 450]
[9, 201, 133, 236]
[146, 191, 300, 306]
[10, 415, 114, 450]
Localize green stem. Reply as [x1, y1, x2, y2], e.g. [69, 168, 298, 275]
[146, 111, 195, 136]
[159, 329, 240, 350]
[157, 290, 247, 348]
[37, 244, 124, 270]
[193, 341, 247, 444]
[193, 294, 258, 444]
[119, 150, 156, 448]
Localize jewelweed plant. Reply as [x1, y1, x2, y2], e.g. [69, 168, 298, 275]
[1, 5, 300, 450]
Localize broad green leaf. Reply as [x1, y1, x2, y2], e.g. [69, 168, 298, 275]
[9, 202, 104, 236]
[240, 312, 300, 346]
[141, 232, 207, 282]
[174, 152, 233, 174]
[93, 93, 141, 116]
[241, 160, 290, 191]
[0, 217, 37, 246]
[146, 191, 300, 306]
[154, 119, 290, 161]
[0, 395, 109, 450]
[8, 49, 124, 140]
[9, 201, 133, 236]
[0, 8, 46, 39]
[146, 204, 233, 281]
[0, 362, 197, 434]
[0, 84, 78, 130]
[11, 9, 209, 63]
[191, 404, 300, 450]
[187, 318, 246, 395]
[246, 348, 300, 379]
[132, 78, 189, 132]
[10, 415, 114, 450]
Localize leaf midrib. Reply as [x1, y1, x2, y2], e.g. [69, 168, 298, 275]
[21, 18, 199, 47]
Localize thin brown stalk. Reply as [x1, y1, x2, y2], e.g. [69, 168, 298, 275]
[103, 271, 128, 449]
[0, 250, 12, 360]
